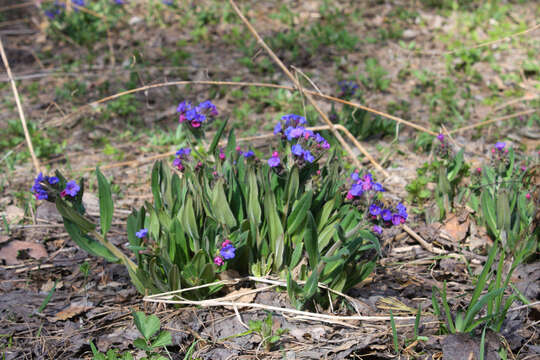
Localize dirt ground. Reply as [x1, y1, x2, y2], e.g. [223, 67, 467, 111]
[0, 1, 539, 359]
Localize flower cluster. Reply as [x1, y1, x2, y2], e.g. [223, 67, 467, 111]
[434, 133, 451, 158]
[31, 172, 79, 200]
[172, 147, 191, 172]
[369, 202, 408, 226]
[44, 0, 124, 19]
[214, 239, 236, 266]
[338, 80, 359, 98]
[346, 172, 384, 200]
[136, 228, 148, 239]
[271, 114, 330, 168]
[177, 100, 218, 128]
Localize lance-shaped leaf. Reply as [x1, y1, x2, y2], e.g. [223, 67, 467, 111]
[55, 198, 96, 233]
[286, 190, 313, 235]
[481, 190, 499, 238]
[211, 179, 237, 228]
[63, 219, 118, 262]
[304, 211, 319, 268]
[264, 190, 284, 270]
[303, 270, 319, 300]
[96, 168, 113, 237]
[208, 118, 229, 155]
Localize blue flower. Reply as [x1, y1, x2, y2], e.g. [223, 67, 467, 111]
[369, 204, 381, 216]
[177, 101, 192, 113]
[48, 176, 59, 185]
[315, 133, 326, 143]
[281, 114, 306, 126]
[220, 244, 236, 260]
[495, 142, 506, 151]
[291, 144, 304, 156]
[349, 184, 363, 197]
[243, 150, 255, 158]
[63, 180, 80, 197]
[373, 182, 384, 192]
[350, 171, 360, 181]
[381, 209, 392, 221]
[274, 122, 282, 134]
[372, 225, 383, 234]
[136, 228, 148, 238]
[303, 150, 315, 163]
[176, 147, 191, 157]
[288, 127, 305, 140]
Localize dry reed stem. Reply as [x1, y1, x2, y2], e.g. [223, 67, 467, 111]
[228, 0, 387, 176]
[0, 36, 41, 174]
[48, 80, 437, 136]
[449, 109, 537, 134]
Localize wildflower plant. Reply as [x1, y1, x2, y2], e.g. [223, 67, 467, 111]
[40, 101, 394, 309]
[42, 0, 126, 47]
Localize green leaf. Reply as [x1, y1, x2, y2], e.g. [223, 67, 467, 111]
[481, 190, 498, 238]
[463, 289, 504, 332]
[303, 270, 319, 300]
[317, 197, 335, 232]
[151, 330, 172, 348]
[133, 338, 151, 352]
[181, 195, 199, 243]
[63, 220, 118, 262]
[304, 211, 319, 268]
[289, 242, 303, 269]
[208, 118, 229, 155]
[132, 311, 161, 341]
[211, 180, 237, 228]
[151, 162, 162, 209]
[264, 190, 284, 270]
[55, 198, 96, 233]
[286, 191, 313, 235]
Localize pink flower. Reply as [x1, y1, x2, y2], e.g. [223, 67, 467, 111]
[191, 120, 201, 128]
[526, 193, 531, 200]
[214, 256, 224, 266]
[221, 239, 232, 248]
[521, 166, 527, 171]
[179, 114, 186, 123]
[346, 192, 354, 200]
[476, 167, 482, 173]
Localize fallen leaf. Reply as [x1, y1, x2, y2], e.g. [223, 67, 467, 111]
[440, 215, 469, 242]
[223, 288, 256, 309]
[0, 240, 48, 265]
[50, 301, 94, 322]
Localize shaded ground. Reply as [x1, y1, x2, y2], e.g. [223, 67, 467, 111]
[0, 1, 539, 359]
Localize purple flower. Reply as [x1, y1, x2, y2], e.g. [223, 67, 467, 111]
[321, 141, 330, 149]
[291, 144, 304, 156]
[172, 158, 184, 171]
[437, 133, 444, 142]
[391, 214, 403, 226]
[220, 244, 236, 260]
[303, 129, 314, 139]
[338, 80, 359, 96]
[350, 171, 360, 181]
[177, 101, 192, 114]
[495, 142, 506, 151]
[136, 228, 148, 238]
[303, 150, 315, 163]
[396, 203, 408, 220]
[243, 150, 255, 158]
[268, 152, 280, 167]
[315, 133, 325, 143]
[62, 180, 80, 197]
[349, 184, 363, 197]
[381, 209, 392, 222]
[373, 182, 384, 192]
[288, 127, 305, 140]
[281, 114, 306, 126]
[48, 176, 59, 185]
[372, 225, 383, 234]
[274, 122, 282, 134]
[176, 147, 191, 157]
[369, 204, 381, 216]
[197, 100, 218, 116]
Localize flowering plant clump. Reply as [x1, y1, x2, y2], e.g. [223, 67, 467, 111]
[467, 142, 538, 255]
[42, 0, 126, 47]
[42, 102, 394, 308]
[31, 172, 80, 201]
